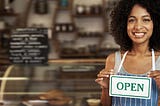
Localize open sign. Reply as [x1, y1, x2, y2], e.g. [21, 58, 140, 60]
[109, 75, 152, 99]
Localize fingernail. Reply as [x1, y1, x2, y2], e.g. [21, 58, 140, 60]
[147, 72, 151, 75]
[111, 69, 114, 72]
[100, 78, 104, 80]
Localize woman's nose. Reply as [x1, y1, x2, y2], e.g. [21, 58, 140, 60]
[134, 21, 143, 30]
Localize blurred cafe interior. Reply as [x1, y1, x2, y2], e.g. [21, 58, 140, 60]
[0, 0, 119, 106]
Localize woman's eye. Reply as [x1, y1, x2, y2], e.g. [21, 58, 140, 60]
[128, 19, 135, 23]
[143, 19, 151, 23]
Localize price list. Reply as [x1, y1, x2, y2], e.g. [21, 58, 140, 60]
[9, 28, 49, 64]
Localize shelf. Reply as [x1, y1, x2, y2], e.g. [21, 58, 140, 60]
[0, 12, 18, 16]
[59, 53, 96, 58]
[57, 6, 71, 10]
[0, 29, 11, 32]
[77, 32, 104, 38]
[48, 58, 105, 64]
[29, 78, 98, 83]
[73, 14, 103, 17]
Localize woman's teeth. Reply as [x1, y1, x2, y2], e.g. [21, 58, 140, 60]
[134, 32, 144, 37]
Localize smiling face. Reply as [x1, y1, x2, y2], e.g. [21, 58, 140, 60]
[127, 4, 153, 46]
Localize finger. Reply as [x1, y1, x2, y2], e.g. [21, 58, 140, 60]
[100, 69, 105, 73]
[97, 74, 109, 78]
[100, 70, 108, 74]
[95, 78, 104, 82]
[97, 72, 110, 78]
[110, 69, 115, 75]
[147, 71, 160, 78]
[154, 78, 160, 87]
[95, 78, 108, 88]
[95, 78, 104, 85]
[155, 75, 160, 79]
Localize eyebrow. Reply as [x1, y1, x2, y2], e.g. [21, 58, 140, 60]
[128, 15, 151, 18]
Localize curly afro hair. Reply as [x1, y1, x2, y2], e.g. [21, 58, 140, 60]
[110, 0, 160, 51]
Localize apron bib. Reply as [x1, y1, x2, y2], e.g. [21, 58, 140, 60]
[117, 49, 155, 73]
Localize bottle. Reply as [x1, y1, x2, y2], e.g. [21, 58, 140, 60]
[55, 24, 61, 32]
[76, 5, 85, 15]
[0, 19, 6, 30]
[67, 24, 74, 32]
[60, 0, 68, 7]
[61, 24, 67, 32]
[0, 0, 5, 12]
[34, 0, 48, 14]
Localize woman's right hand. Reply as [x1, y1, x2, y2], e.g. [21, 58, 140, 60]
[95, 69, 114, 89]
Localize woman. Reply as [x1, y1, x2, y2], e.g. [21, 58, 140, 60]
[95, 0, 160, 106]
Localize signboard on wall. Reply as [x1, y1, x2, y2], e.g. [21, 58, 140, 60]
[9, 28, 49, 65]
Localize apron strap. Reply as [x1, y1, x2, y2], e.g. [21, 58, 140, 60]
[151, 49, 155, 71]
[117, 51, 128, 73]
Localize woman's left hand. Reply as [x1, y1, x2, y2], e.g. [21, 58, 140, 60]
[147, 70, 160, 88]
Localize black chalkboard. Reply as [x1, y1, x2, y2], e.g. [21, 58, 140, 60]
[9, 28, 49, 65]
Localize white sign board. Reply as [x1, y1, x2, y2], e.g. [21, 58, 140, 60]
[109, 75, 152, 99]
